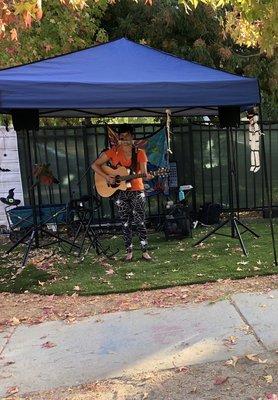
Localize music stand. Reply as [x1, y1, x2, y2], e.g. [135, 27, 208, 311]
[194, 126, 259, 255]
[68, 196, 119, 258]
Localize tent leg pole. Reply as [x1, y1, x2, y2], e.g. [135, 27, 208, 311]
[259, 106, 277, 266]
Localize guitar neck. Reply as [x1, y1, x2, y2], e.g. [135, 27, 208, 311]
[119, 173, 146, 182]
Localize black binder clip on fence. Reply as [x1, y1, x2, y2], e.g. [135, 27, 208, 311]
[69, 195, 119, 258]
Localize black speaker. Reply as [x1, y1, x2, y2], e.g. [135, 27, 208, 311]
[218, 106, 240, 128]
[12, 109, 39, 131]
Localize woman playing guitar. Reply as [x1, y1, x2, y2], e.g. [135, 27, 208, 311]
[92, 124, 152, 262]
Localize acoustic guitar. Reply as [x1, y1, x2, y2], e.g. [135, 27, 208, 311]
[94, 165, 169, 198]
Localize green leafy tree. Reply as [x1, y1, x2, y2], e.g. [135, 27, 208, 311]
[102, 0, 277, 118]
[0, 0, 108, 67]
[178, 0, 277, 57]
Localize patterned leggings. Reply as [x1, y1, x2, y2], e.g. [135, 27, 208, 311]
[114, 190, 148, 253]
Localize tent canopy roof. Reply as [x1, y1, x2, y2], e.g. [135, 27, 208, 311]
[0, 38, 260, 117]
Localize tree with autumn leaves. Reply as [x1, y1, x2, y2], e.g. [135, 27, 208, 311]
[0, 0, 277, 117]
[0, 0, 276, 55]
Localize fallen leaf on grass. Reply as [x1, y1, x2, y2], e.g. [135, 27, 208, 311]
[106, 269, 115, 275]
[125, 272, 134, 279]
[41, 341, 56, 349]
[237, 261, 249, 265]
[225, 356, 239, 367]
[6, 386, 19, 395]
[100, 259, 113, 269]
[264, 375, 273, 384]
[213, 376, 229, 385]
[73, 285, 81, 291]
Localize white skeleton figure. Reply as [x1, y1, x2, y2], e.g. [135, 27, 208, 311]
[248, 113, 262, 173]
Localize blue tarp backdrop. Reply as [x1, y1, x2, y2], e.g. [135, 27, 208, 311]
[145, 128, 169, 197]
[0, 38, 260, 117]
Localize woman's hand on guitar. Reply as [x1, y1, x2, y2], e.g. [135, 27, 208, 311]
[105, 175, 115, 185]
[145, 173, 154, 181]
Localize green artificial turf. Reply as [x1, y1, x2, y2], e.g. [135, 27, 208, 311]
[0, 219, 277, 296]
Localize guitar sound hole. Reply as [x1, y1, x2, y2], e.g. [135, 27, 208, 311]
[110, 175, 121, 188]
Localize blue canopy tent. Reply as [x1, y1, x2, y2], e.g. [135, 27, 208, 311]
[0, 37, 275, 266]
[0, 37, 260, 117]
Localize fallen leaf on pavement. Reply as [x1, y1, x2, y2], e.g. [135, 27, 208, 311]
[6, 386, 19, 395]
[223, 336, 237, 346]
[175, 366, 189, 373]
[245, 354, 268, 363]
[214, 376, 229, 385]
[265, 394, 278, 400]
[264, 375, 273, 384]
[41, 341, 56, 349]
[11, 317, 20, 325]
[225, 356, 239, 367]
[245, 353, 259, 362]
[4, 361, 15, 366]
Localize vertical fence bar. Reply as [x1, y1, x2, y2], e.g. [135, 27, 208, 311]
[54, 129, 62, 204]
[82, 125, 94, 209]
[259, 111, 277, 266]
[63, 128, 72, 199]
[73, 127, 82, 198]
[199, 130, 205, 204]
[188, 121, 197, 214]
[217, 128, 223, 206]
[269, 123, 273, 206]
[243, 123, 249, 209]
[32, 130, 43, 210]
[208, 125, 214, 203]
[42, 128, 53, 202]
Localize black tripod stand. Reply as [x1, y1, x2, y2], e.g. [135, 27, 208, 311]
[194, 127, 259, 256]
[6, 129, 80, 269]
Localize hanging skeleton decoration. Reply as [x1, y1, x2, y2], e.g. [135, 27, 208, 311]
[165, 108, 173, 154]
[248, 110, 263, 173]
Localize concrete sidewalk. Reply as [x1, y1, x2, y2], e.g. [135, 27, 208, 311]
[0, 290, 277, 397]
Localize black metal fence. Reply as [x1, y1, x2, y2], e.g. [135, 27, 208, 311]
[17, 122, 278, 221]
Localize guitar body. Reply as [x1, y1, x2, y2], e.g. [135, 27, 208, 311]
[94, 165, 129, 198]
